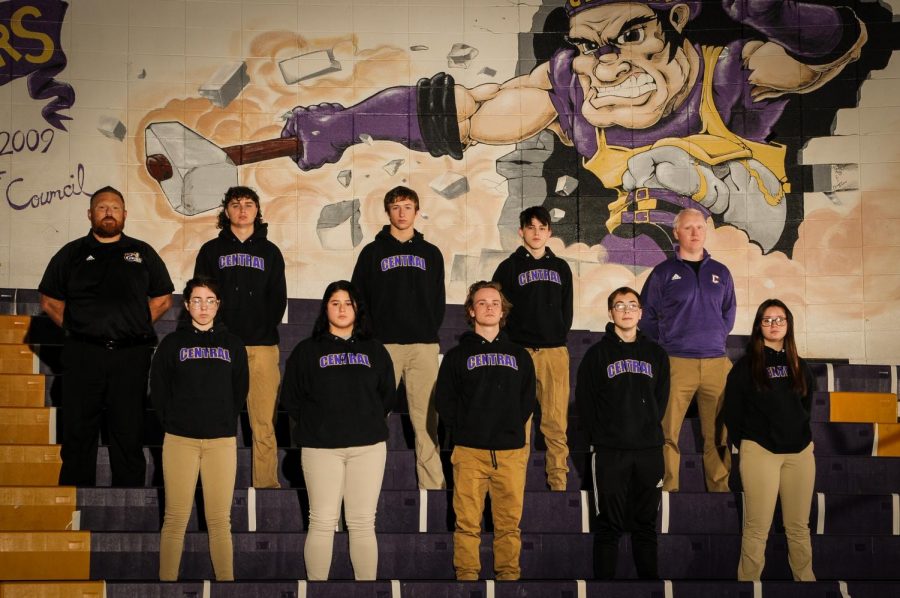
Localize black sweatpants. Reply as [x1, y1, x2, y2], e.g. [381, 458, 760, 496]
[59, 339, 153, 487]
[590, 445, 664, 579]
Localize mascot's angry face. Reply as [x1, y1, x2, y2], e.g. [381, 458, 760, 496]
[568, 2, 695, 129]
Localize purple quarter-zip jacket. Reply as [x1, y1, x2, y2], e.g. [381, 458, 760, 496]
[639, 249, 736, 359]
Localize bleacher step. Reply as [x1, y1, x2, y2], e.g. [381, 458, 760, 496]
[86, 532, 900, 581]
[0, 487, 76, 531]
[0, 407, 55, 444]
[0, 445, 61, 486]
[0, 346, 38, 376]
[0, 317, 29, 345]
[0, 581, 104, 598]
[82, 580, 900, 598]
[0, 375, 45, 408]
[0, 531, 90, 580]
[72, 487, 900, 537]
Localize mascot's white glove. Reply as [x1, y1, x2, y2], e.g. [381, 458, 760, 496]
[622, 146, 786, 252]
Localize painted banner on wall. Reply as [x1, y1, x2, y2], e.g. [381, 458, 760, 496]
[1, 0, 899, 362]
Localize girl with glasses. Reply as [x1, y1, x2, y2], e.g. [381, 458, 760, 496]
[723, 299, 816, 581]
[279, 280, 396, 580]
[150, 276, 249, 581]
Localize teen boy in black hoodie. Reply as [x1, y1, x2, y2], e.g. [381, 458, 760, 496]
[575, 287, 669, 580]
[492, 205, 573, 491]
[436, 281, 536, 581]
[351, 185, 446, 490]
[194, 186, 287, 489]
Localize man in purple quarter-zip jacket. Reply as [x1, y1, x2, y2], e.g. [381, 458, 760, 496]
[640, 208, 736, 492]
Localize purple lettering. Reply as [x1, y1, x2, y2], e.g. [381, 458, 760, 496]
[5, 162, 86, 211]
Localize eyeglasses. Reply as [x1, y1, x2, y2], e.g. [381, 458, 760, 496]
[189, 298, 219, 308]
[612, 302, 641, 313]
[760, 316, 787, 327]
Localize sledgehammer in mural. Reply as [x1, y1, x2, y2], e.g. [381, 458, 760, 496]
[145, 0, 867, 264]
[145, 122, 299, 216]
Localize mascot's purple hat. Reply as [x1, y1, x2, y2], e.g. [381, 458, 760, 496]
[565, 0, 702, 20]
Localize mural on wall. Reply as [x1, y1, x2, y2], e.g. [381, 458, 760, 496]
[0, 0, 73, 130]
[2, 0, 900, 361]
[142, 0, 879, 263]
[275, 0, 866, 267]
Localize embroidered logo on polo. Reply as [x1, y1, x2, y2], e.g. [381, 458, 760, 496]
[123, 252, 142, 264]
[466, 353, 519, 371]
[86, 255, 95, 261]
[517, 269, 562, 286]
[380, 254, 426, 272]
[606, 359, 654, 379]
[712, 274, 720, 284]
[319, 353, 372, 368]
[179, 347, 231, 362]
[218, 253, 266, 271]
[766, 365, 789, 379]
[671, 274, 681, 281]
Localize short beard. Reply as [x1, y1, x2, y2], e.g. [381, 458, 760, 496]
[92, 221, 123, 238]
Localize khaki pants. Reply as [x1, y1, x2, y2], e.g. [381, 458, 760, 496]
[663, 356, 732, 492]
[159, 433, 237, 581]
[523, 346, 570, 490]
[738, 440, 816, 582]
[451, 445, 528, 580]
[302, 442, 387, 580]
[386, 343, 446, 489]
[246, 345, 281, 488]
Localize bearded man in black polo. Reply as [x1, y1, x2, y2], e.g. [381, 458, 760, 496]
[40, 186, 174, 487]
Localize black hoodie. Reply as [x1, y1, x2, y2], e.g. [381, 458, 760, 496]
[491, 246, 573, 347]
[280, 334, 396, 448]
[194, 223, 287, 346]
[435, 330, 536, 450]
[575, 323, 670, 450]
[723, 347, 815, 454]
[351, 225, 445, 344]
[150, 322, 249, 439]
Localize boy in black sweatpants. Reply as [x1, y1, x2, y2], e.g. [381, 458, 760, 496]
[575, 286, 669, 579]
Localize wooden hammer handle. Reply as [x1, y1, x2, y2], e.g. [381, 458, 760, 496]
[147, 136, 302, 182]
[223, 137, 301, 166]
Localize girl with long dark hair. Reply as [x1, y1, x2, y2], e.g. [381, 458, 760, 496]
[723, 299, 816, 581]
[280, 280, 396, 580]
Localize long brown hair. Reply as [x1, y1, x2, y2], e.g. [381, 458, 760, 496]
[749, 299, 806, 395]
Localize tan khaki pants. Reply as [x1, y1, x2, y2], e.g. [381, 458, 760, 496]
[451, 445, 528, 581]
[523, 346, 570, 490]
[386, 343, 446, 489]
[738, 440, 816, 582]
[159, 433, 236, 581]
[663, 356, 732, 492]
[246, 345, 281, 488]
[301, 442, 387, 580]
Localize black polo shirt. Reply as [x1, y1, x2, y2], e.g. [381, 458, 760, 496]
[39, 232, 174, 341]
